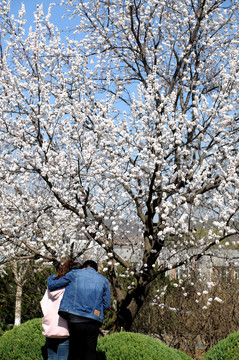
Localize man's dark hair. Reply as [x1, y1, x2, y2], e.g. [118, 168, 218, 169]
[83, 260, 98, 271]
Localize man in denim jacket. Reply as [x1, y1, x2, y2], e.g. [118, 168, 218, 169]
[47, 260, 111, 360]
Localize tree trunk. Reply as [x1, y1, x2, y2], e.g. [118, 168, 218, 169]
[111, 280, 152, 332]
[14, 284, 22, 326]
[12, 260, 31, 326]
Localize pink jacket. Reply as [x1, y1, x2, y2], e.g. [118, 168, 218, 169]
[40, 288, 69, 338]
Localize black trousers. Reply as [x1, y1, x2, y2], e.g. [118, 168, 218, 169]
[68, 321, 100, 360]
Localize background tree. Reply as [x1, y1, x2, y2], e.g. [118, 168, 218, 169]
[12, 260, 31, 326]
[0, 261, 55, 326]
[132, 270, 239, 359]
[0, 0, 238, 331]
[0, 267, 15, 326]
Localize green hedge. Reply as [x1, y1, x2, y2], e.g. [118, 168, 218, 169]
[0, 318, 46, 360]
[203, 330, 239, 360]
[97, 332, 193, 360]
[0, 322, 13, 337]
[0, 318, 193, 360]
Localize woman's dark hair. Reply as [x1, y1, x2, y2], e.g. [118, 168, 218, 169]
[55, 259, 82, 279]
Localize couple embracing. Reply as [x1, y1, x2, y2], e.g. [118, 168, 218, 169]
[40, 259, 111, 360]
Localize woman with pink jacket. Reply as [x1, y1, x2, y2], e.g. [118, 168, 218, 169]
[40, 260, 81, 360]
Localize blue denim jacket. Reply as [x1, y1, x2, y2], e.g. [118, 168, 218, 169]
[47, 267, 111, 324]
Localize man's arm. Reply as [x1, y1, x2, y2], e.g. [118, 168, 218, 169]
[47, 273, 71, 291]
[103, 279, 111, 310]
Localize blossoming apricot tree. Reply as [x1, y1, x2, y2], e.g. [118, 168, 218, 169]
[0, 0, 239, 329]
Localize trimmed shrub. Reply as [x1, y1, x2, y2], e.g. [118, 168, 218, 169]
[203, 330, 239, 360]
[97, 332, 193, 360]
[0, 322, 13, 336]
[0, 319, 193, 360]
[0, 318, 46, 360]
